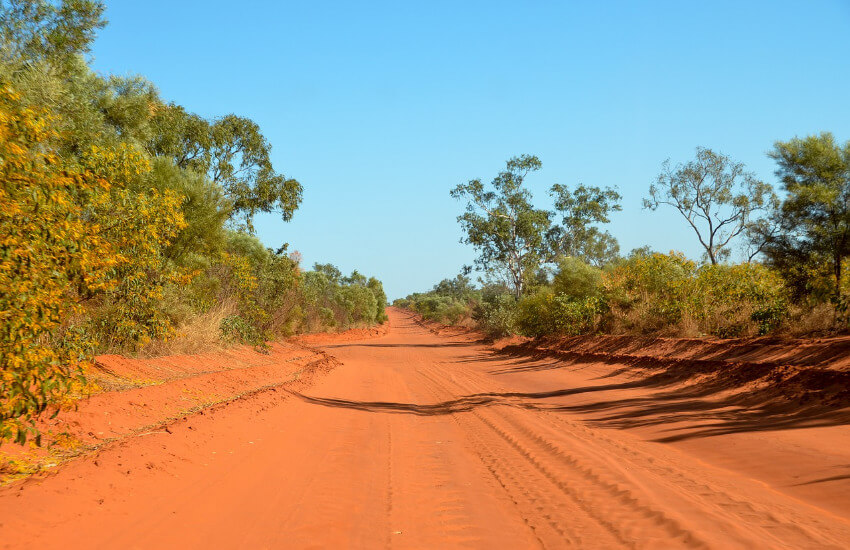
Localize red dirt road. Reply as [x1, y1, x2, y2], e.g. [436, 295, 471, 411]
[2, 309, 850, 549]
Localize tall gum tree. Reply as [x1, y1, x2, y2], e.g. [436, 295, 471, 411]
[147, 106, 302, 232]
[644, 147, 773, 264]
[451, 155, 551, 299]
[548, 183, 622, 266]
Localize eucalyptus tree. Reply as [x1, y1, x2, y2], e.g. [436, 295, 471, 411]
[451, 155, 551, 299]
[644, 147, 773, 264]
[148, 106, 302, 231]
[0, 0, 105, 66]
[548, 183, 622, 266]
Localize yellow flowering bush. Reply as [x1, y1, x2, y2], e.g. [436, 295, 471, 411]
[218, 252, 267, 345]
[0, 83, 191, 444]
[0, 84, 114, 444]
[78, 143, 190, 350]
[602, 252, 787, 336]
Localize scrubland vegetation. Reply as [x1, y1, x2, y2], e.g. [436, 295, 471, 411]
[398, 139, 850, 340]
[0, 1, 386, 444]
[0, 1, 846, 448]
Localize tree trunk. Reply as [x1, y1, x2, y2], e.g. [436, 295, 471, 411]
[513, 274, 523, 300]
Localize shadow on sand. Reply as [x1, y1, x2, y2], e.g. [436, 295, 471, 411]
[291, 337, 850, 442]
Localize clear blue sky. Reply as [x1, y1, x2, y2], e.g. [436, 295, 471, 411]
[90, 1, 850, 299]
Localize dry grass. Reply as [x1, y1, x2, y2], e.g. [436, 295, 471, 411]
[138, 301, 236, 358]
[784, 303, 842, 336]
[606, 303, 764, 338]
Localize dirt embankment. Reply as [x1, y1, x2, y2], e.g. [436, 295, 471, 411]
[0, 324, 387, 482]
[409, 310, 850, 438]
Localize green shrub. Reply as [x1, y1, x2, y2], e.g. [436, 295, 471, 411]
[297, 265, 387, 331]
[473, 291, 517, 337]
[552, 257, 602, 300]
[393, 298, 412, 308]
[219, 315, 260, 344]
[603, 251, 695, 331]
[318, 307, 336, 327]
[689, 263, 788, 336]
[341, 285, 379, 324]
[515, 291, 557, 336]
[550, 295, 603, 336]
[516, 291, 603, 337]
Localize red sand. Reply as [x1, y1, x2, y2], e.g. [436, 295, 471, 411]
[1, 309, 849, 548]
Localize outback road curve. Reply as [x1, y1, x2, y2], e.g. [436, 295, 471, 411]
[1, 309, 850, 549]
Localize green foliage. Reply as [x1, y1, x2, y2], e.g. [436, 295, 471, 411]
[513, 257, 605, 337]
[396, 272, 480, 327]
[297, 264, 387, 332]
[689, 263, 788, 336]
[213, 235, 304, 344]
[148, 158, 230, 263]
[599, 252, 789, 337]
[77, 144, 189, 350]
[432, 274, 476, 301]
[549, 296, 603, 336]
[0, 83, 103, 444]
[473, 287, 518, 337]
[552, 257, 602, 300]
[0, 7, 389, 445]
[603, 251, 695, 331]
[452, 155, 552, 298]
[392, 298, 412, 309]
[425, 252, 790, 339]
[367, 277, 389, 323]
[413, 296, 467, 325]
[548, 184, 622, 265]
[0, 0, 106, 66]
[219, 315, 259, 344]
[514, 291, 555, 337]
[148, 106, 302, 231]
[452, 155, 621, 297]
[516, 292, 603, 337]
[764, 133, 850, 300]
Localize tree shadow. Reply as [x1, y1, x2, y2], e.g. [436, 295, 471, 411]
[288, 354, 850, 441]
[790, 472, 850, 487]
[299, 320, 850, 441]
[484, 343, 850, 441]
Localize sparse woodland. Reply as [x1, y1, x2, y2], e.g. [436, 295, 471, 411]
[398, 142, 850, 339]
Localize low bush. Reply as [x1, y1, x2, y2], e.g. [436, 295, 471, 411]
[473, 290, 518, 337]
[414, 296, 469, 325]
[552, 257, 602, 300]
[688, 263, 788, 337]
[404, 254, 793, 340]
[516, 291, 603, 337]
[295, 265, 388, 333]
[603, 252, 695, 333]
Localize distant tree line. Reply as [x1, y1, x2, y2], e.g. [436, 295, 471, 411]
[398, 134, 850, 338]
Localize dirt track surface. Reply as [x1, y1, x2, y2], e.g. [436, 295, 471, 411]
[2, 309, 850, 549]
